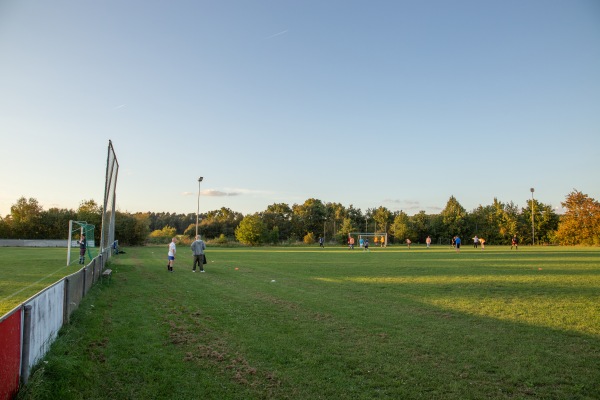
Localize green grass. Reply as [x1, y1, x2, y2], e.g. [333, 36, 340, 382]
[3, 245, 600, 399]
[0, 247, 76, 316]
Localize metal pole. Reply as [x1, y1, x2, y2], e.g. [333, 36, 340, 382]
[196, 177, 203, 237]
[530, 188, 535, 246]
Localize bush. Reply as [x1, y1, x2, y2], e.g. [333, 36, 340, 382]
[303, 232, 316, 244]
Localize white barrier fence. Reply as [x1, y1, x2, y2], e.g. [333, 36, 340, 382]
[0, 248, 112, 400]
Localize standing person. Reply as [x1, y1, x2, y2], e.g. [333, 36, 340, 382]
[191, 235, 206, 272]
[480, 237, 486, 250]
[380, 236, 385, 247]
[319, 236, 324, 248]
[348, 236, 355, 249]
[452, 236, 456, 248]
[167, 237, 177, 272]
[406, 238, 412, 249]
[511, 235, 518, 250]
[77, 234, 87, 264]
[473, 235, 480, 249]
[364, 239, 370, 251]
[426, 236, 432, 249]
[455, 236, 461, 253]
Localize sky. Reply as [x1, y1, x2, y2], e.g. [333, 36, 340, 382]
[1, 0, 599, 218]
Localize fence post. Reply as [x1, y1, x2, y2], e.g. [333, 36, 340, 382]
[82, 267, 87, 298]
[64, 278, 70, 325]
[20, 305, 32, 385]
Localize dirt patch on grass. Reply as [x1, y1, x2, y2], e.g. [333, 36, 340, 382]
[162, 304, 283, 395]
[87, 337, 109, 363]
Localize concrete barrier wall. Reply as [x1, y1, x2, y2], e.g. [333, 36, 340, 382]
[84, 264, 94, 296]
[24, 281, 65, 372]
[0, 306, 22, 400]
[64, 270, 84, 324]
[0, 239, 68, 247]
[0, 250, 113, 399]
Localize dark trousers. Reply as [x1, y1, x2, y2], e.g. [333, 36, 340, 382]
[193, 254, 204, 271]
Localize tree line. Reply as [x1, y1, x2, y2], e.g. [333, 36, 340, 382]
[0, 189, 598, 246]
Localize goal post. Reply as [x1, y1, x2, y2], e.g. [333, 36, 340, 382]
[67, 220, 96, 266]
[349, 232, 388, 247]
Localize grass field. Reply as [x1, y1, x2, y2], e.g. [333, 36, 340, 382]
[0, 247, 76, 316]
[3, 245, 600, 399]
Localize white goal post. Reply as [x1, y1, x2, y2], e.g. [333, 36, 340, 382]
[349, 232, 388, 247]
[67, 220, 95, 266]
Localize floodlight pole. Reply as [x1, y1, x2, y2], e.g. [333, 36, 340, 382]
[530, 188, 535, 246]
[196, 177, 203, 237]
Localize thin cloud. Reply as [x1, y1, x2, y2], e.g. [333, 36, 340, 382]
[182, 189, 243, 197]
[264, 30, 288, 40]
[113, 104, 126, 110]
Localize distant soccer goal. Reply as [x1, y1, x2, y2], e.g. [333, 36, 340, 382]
[349, 232, 388, 247]
[67, 221, 95, 266]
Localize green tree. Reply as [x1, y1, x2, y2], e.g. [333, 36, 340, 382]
[345, 205, 364, 234]
[40, 207, 77, 239]
[292, 199, 326, 239]
[115, 212, 150, 246]
[326, 202, 347, 239]
[520, 200, 559, 245]
[235, 214, 266, 246]
[9, 197, 43, 238]
[441, 196, 467, 239]
[391, 211, 415, 243]
[555, 190, 600, 245]
[77, 200, 102, 242]
[200, 207, 243, 239]
[337, 217, 357, 244]
[262, 203, 293, 241]
[410, 211, 430, 243]
[0, 217, 8, 238]
[469, 204, 499, 245]
[149, 225, 177, 244]
[373, 206, 392, 235]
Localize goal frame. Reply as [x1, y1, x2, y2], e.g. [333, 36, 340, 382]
[66, 220, 95, 266]
[349, 232, 388, 247]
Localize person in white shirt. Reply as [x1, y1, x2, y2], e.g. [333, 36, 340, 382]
[167, 237, 177, 272]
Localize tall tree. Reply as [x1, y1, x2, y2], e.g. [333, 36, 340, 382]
[555, 190, 600, 245]
[410, 211, 430, 243]
[520, 200, 559, 245]
[391, 211, 414, 243]
[261, 203, 293, 242]
[41, 207, 77, 239]
[292, 198, 326, 238]
[441, 196, 467, 239]
[10, 197, 43, 238]
[235, 214, 266, 246]
[373, 206, 392, 235]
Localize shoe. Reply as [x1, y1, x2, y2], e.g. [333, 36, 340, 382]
[193, 270, 196, 272]
[200, 270, 205, 273]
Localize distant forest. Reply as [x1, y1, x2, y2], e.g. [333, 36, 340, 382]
[1, 189, 598, 246]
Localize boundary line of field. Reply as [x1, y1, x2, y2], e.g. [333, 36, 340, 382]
[1, 265, 71, 303]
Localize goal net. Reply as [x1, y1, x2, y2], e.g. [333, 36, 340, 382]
[100, 140, 119, 254]
[67, 221, 96, 265]
[349, 232, 388, 247]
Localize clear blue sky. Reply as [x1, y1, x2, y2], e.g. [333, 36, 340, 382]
[1, 1, 599, 218]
